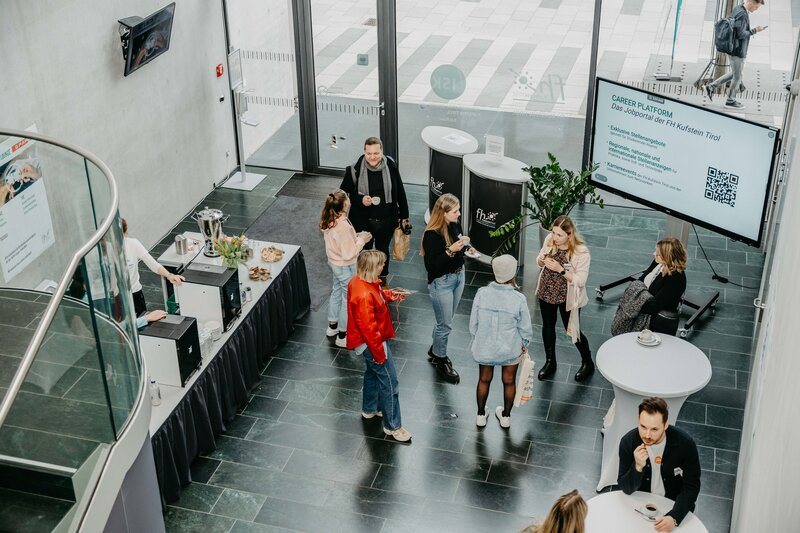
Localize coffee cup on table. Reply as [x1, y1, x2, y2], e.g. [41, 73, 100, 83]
[638, 329, 654, 342]
[643, 502, 659, 518]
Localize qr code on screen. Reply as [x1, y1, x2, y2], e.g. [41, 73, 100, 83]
[705, 167, 738, 207]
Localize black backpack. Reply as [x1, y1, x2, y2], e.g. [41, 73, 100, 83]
[714, 16, 737, 54]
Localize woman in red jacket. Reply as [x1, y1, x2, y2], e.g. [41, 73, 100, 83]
[347, 250, 411, 442]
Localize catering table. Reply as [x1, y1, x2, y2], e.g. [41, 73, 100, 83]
[149, 241, 310, 507]
[586, 491, 708, 533]
[421, 126, 479, 223]
[462, 153, 529, 265]
[596, 333, 711, 491]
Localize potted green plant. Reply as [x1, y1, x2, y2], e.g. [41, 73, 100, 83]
[490, 152, 603, 255]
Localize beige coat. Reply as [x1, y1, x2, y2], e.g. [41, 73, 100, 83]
[534, 234, 591, 342]
[322, 216, 366, 266]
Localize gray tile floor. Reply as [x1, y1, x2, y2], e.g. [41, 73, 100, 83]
[154, 170, 756, 533]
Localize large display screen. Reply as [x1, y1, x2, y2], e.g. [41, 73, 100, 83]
[124, 3, 176, 77]
[589, 78, 780, 246]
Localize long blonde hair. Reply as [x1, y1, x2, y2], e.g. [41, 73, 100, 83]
[520, 490, 588, 533]
[549, 215, 585, 260]
[319, 189, 348, 230]
[656, 238, 687, 276]
[356, 250, 386, 283]
[420, 193, 460, 256]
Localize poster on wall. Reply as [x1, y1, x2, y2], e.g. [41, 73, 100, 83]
[0, 126, 56, 282]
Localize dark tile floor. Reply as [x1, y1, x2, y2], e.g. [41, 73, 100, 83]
[156, 169, 757, 533]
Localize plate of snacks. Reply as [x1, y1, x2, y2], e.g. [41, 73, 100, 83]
[261, 245, 284, 263]
[249, 266, 271, 281]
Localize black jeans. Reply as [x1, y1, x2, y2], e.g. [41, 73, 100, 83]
[132, 289, 147, 317]
[364, 217, 396, 277]
[538, 299, 592, 363]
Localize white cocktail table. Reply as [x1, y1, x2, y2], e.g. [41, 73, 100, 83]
[586, 491, 708, 532]
[596, 333, 712, 490]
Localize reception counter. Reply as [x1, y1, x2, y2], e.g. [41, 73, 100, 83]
[463, 153, 529, 265]
[421, 126, 478, 222]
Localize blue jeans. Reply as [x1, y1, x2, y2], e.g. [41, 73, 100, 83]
[327, 263, 355, 330]
[361, 344, 402, 430]
[428, 270, 465, 358]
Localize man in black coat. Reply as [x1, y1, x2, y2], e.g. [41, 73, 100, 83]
[341, 137, 409, 281]
[618, 397, 701, 532]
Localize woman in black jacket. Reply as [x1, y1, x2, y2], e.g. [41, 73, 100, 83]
[638, 238, 687, 317]
[421, 193, 466, 384]
[340, 137, 409, 282]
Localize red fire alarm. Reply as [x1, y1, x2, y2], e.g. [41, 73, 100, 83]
[216, 64, 225, 77]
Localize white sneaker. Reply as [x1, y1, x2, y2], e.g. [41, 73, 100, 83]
[361, 411, 383, 419]
[476, 412, 487, 427]
[384, 426, 412, 442]
[495, 406, 510, 428]
[334, 336, 347, 348]
[326, 325, 338, 337]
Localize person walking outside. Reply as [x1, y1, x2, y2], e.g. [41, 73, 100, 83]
[704, 0, 766, 110]
[421, 193, 466, 384]
[340, 137, 409, 284]
[469, 255, 532, 429]
[319, 189, 371, 347]
[347, 250, 411, 442]
[535, 215, 594, 382]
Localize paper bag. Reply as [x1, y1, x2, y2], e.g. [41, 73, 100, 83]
[514, 352, 536, 406]
[392, 225, 410, 260]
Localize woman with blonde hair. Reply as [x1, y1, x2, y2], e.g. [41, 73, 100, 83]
[535, 215, 593, 382]
[319, 189, 372, 347]
[521, 490, 588, 533]
[346, 250, 411, 442]
[421, 193, 467, 384]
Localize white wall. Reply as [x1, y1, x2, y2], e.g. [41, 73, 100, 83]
[730, 104, 800, 529]
[1, 0, 236, 251]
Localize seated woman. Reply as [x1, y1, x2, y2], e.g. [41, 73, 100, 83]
[639, 238, 687, 328]
[611, 238, 687, 336]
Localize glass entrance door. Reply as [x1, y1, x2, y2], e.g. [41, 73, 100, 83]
[225, 0, 302, 170]
[309, 0, 383, 169]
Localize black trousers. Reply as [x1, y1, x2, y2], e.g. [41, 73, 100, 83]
[538, 299, 592, 363]
[132, 289, 147, 317]
[362, 217, 396, 277]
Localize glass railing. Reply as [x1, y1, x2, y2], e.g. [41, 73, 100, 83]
[0, 128, 140, 530]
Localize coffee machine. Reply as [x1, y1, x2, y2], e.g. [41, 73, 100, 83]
[192, 207, 227, 257]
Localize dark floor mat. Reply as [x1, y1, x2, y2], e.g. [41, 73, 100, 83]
[246, 195, 329, 311]
[276, 173, 343, 201]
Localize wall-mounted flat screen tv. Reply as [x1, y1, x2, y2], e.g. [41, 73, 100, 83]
[124, 3, 176, 77]
[589, 78, 780, 247]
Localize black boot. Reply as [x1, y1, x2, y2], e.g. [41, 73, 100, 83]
[574, 359, 595, 382]
[434, 356, 460, 384]
[538, 359, 557, 381]
[427, 346, 437, 365]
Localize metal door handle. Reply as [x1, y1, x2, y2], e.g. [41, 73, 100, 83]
[753, 297, 766, 309]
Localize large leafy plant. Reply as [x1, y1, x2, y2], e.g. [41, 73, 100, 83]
[490, 153, 603, 255]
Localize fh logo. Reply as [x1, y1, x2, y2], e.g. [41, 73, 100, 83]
[474, 208, 498, 228]
[429, 176, 444, 196]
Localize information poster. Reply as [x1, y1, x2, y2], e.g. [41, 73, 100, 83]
[0, 128, 56, 281]
[591, 79, 779, 244]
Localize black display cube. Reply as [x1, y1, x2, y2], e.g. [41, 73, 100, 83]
[421, 126, 478, 222]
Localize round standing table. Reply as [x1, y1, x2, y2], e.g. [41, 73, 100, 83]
[463, 153, 529, 265]
[595, 333, 712, 491]
[421, 126, 479, 223]
[586, 491, 708, 533]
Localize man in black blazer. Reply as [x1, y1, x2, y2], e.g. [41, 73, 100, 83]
[618, 397, 701, 532]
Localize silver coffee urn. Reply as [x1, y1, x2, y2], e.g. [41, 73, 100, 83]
[192, 207, 227, 257]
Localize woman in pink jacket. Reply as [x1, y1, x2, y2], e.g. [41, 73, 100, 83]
[535, 215, 593, 382]
[320, 190, 372, 347]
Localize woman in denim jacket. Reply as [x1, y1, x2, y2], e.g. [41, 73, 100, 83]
[469, 255, 533, 428]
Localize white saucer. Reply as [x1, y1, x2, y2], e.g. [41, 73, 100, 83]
[636, 334, 661, 347]
[464, 248, 481, 259]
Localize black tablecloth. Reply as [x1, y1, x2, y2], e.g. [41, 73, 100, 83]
[151, 251, 310, 507]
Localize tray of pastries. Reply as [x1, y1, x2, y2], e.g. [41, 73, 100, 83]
[261, 245, 284, 263]
[249, 266, 271, 281]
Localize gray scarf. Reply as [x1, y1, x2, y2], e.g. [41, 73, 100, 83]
[355, 156, 393, 204]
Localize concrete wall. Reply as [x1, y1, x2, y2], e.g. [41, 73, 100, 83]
[1, 1, 236, 252]
[731, 101, 800, 530]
